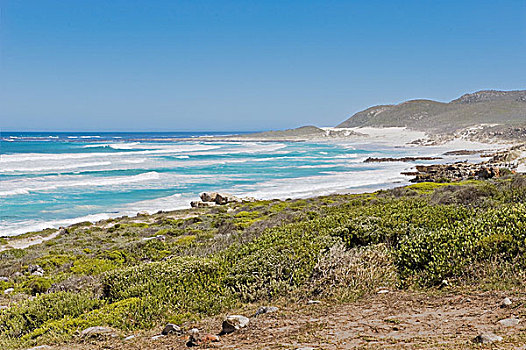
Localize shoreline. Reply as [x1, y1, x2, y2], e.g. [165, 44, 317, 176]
[1, 129, 518, 239]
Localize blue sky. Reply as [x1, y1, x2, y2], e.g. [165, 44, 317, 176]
[1, 0, 525, 131]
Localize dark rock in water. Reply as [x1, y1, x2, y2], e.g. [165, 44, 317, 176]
[443, 149, 487, 156]
[472, 332, 503, 344]
[364, 156, 442, 163]
[80, 326, 117, 338]
[162, 323, 182, 335]
[220, 315, 249, 335]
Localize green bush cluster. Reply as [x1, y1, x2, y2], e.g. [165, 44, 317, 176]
[0, 292, 102, 338]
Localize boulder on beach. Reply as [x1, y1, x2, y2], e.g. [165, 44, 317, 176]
[215, 193, 242, 205]
[200, 192, 219, 202]
[195, 192, 243, 207]
[190, 201, 216, 208]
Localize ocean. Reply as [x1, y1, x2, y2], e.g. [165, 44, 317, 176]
[1, 131, 419, 236]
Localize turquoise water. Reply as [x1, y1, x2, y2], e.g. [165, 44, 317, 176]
[1, 132, 416, 236]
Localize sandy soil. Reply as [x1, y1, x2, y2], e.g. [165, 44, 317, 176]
[0, 229, 62, 252]
[55, 290, 526, 350]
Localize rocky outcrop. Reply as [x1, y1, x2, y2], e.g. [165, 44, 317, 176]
[452, 90, 526, 104]
[190, 201, 216, 208]
[409, 163, 501, 183]
[191, 192, 255, 208]
[364, 156, 442, 163]
[443, 149, 487, 156]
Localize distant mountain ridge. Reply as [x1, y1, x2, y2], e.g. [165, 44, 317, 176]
[336, 90, 526, 133]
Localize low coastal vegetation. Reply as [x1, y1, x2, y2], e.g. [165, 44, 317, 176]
[1, 176, 526, 348]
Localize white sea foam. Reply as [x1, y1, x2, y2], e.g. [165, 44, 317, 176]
[0, 171, 161, 197]
[0, 213, 114, 237]
[0, 144, 221, 163]
[0, 194, 193, 236]
[235, 166, 409, 200]
[0, 161, 112, 173]
[82, 142, 141, 149]
[122, 158, 147, 164]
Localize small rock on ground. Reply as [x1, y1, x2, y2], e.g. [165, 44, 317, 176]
[187, 328, 201, 347]
[472, 332, 503, 344]
[221, 315, 249, 335]
[161, 323, 182, 335]
[254, 306, 279, 317]
[26, 346, 52, 350]
[498, 317, 520, 327]
[80, 326, 117, 338]
[501, 297, 512, 308]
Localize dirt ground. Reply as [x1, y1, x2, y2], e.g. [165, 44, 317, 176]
[56, 290, 526, 350]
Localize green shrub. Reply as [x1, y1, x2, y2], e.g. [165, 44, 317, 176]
[102, 256, 234, 317]
[70, 258, 118, 275]
[0, 292, 102, 338]
[35, 254, 76, 272]
[222, 219, 337, 301]
[21, 276, 54, 295]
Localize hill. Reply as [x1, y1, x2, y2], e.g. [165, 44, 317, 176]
[336, 90, 526, 133]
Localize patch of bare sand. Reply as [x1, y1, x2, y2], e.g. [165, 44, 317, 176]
[0, 229, 62, 252]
